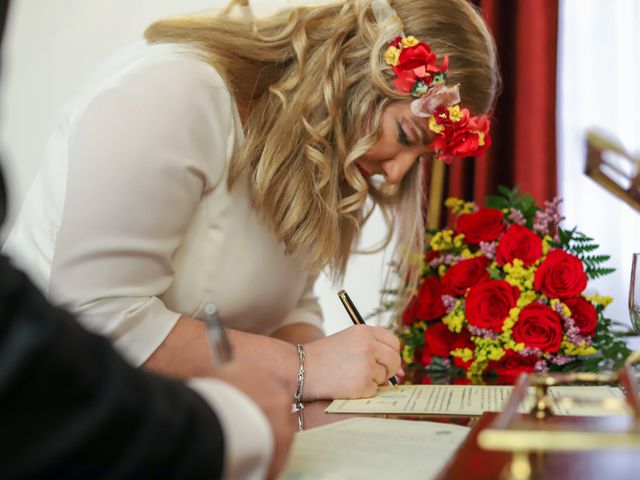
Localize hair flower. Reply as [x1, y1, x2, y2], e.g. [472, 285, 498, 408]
[382, 34, 491, 162]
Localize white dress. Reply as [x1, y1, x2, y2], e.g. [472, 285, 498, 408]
[3, 42, 323, 367]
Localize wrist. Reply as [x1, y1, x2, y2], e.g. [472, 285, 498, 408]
[297, 340, 324, 402]
[294, 344, 305, 408]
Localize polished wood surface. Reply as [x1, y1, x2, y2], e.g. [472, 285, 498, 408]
[437, 412, 640, 480]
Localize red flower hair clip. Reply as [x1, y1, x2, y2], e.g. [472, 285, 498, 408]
[384, 36, 491, 163]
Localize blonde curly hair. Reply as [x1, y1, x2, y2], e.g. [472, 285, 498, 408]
[145, 0, 499, 309]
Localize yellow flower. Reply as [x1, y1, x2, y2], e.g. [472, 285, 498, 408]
[516, 290, 537, 309]
[505, 340, 525, 352]
[401, 36, 420, 47]
[445, 198, 477, 217]
[550, 299, 571, 318]
[451, 347, 473, 362]
[461, 202, 476, 214]
[428, 116, 444, 134]
[445, 197, 463, 210]
[585, 294, 613, 307]
[384, 46, 400, 66]
[473, 338, 505, 363]
[562, 339, 597, 357]
[542, 235, 553, 255]
[448, 105, 463, 122]
[460, 248, 474, 259]
[504, 259, 536, 291]
[453, 234, 465, 248]
[477, 131, 486, 146]
[442, 304, 465, 333]
[429, 229, 455, 251]
[413, 321, 428, 333]
[467, 359, 489, 379]
[502, 308, 519, 332]
[402, 344, 415, 364]
[438, 264, 447, 277]
[487, 346, 505, 361]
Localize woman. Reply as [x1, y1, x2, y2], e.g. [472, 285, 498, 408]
[3, 0, 498, 401]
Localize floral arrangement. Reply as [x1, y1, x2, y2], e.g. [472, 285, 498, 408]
[382, 35, 491, 163]
[396, 187, 630, 384]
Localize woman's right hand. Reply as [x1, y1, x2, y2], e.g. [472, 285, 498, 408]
[302, 324, 401, 401]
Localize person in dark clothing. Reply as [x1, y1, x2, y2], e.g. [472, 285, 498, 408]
[0, 2, 294, 478]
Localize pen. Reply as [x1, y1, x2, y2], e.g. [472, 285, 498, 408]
[204, 303, 233, 364]
[337, 290, 398, 385]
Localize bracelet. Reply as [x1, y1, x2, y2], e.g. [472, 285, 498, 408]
[294, 344, 305, 410]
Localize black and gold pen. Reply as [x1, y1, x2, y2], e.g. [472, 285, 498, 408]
[337, 290, 398, 385]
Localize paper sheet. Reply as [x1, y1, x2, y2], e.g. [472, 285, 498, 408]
[325, 385, 629, 416]
[278, 417, 469, 480]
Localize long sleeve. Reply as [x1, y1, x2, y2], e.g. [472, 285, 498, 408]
[0, 254, 272, 479]
[188, 379, 273, 479]
[270, 274, 324, 333]
[0, 254, 223, 478]
[48, 49, 237, 366]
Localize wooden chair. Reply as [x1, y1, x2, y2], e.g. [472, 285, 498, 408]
[585, 130, 640, 212]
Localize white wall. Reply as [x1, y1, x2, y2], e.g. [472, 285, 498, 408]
[0, 0, 391, 335]
[558, 0, 640, 329]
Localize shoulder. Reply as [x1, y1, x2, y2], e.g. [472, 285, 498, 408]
[125, 43, 231, 102]
[65, 43, 241, 187]
[73, 42, 237, 131]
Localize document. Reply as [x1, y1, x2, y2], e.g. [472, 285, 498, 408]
[325, 385, 629, 416]
[278, 417, 469, 480]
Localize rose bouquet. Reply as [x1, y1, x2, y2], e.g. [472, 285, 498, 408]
[396, 186, 630, 383]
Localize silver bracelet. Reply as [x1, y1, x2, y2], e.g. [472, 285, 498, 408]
[294, 344, 305, 410]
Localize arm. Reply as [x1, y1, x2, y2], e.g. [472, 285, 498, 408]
[141, 271, 399, 400]
[48, 53, 233, 367]
[144, 316, 401, 401]
[1, 252, 297, 479]
[269, 274, 326, 343]
[271, 322, 325, 344]
[0, 257, 230, 478]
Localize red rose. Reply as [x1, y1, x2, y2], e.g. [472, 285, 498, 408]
[391, 43, 438, 93]
[465, 279, 520, 332]
[441, 256, 490, 296]
[393, 70, 421, 94]
[414, 276, 447, 321]
[401, 275, 447, 325]
[420, 375, 433, 385]
[534, 249, 588, 299]
[564, 297, 598, 337]
[433, 112, 492, 161]
[451, 329, 475, 369]
[488, 349, 537, 383]
[455, 208, 506, 244]
[401, 297, 418, 325]
[496, 224, 543, 267]
[424, 321, 456, 358]
[512, 303, 563, 353]
[420, 343, 433, 366]
[395, 43, 437, 74]
[454, 377, 471, 385]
